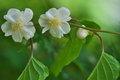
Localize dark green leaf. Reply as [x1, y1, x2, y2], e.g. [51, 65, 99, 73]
[79, 20, 101, 30]
[87, 53, 120, 80]
[51, 27, 85, 76]
[17, 57, 49, 80]
[85, 35, 94, 44]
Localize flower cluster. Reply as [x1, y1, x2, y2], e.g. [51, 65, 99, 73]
[1, 7, 88, 42]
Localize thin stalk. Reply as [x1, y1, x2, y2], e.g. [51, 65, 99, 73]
[30, 38, 34, 59]
[0, 31, 3, 33]
[70, 18, 79, 22]
[94, 32, 104, 53]
[69, 23, 120, 35]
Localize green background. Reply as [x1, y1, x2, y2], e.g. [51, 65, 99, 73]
[0, 0, 120, 80]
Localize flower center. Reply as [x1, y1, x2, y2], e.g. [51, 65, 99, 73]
[12, 20, 24, 31]
[48, 18, 61, 27]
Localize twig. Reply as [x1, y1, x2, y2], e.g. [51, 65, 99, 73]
[29, 38, 34, 59]
[94, 32, 104, 53]
[69, 22, 120, 35]
[0, 31, 3, 33]
[70, 18, 79, 22]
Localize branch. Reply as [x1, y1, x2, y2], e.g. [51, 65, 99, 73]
[69, 23, 120, 35]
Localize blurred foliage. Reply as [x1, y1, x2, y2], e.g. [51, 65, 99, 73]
[0, 0, 120, 80]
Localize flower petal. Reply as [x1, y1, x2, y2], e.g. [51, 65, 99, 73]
[42, 27, 50, 33]
[58, 7, 71, 22]
[50, 27, 63, 38]
[25, 22, 34, 26]
[45, 12, 54, 19]
[4, 8, 21, 21]
[21, 8, 33, 22]
[1, 21, 12, 32]
[39, 15, 50, 27]
[47, 8, 59, 17]
[12, 31, 23, 42]
[5, 30, 12, 36]
[61, 22, 70, 34]
[4, 15, 16, 23]
[40, 14, 47, 19]
[21, 25, 35, 40]
[58, 7, 70, 15]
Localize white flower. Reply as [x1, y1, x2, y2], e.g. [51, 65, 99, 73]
[76, 25, 88, 39]
[1, 8, 36, 42]
[39, 7, 71, 38]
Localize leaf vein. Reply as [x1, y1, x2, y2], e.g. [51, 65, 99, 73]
[101, 60, 107, 80]
[103, 54, 114, 78]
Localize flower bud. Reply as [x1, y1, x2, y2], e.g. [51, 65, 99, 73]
[76, 25, 88, 39]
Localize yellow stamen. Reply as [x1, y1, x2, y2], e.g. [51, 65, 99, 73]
[48, 18, 61, 27]
[12, 20, 24, 31]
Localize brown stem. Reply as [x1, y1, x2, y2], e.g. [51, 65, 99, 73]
[94, 32, 104, 53]
[34, 24, 40, 27]
[30, 38, 34, 59]
[70, 18, 79, 22]
[0, 31, 3, 33]
[69, 22, 120, 35]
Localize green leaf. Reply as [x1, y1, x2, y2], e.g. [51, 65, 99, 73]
[79, 20, 101, 30]
[17, 57, 49, 80]
[51, 27, 85, 76]
[87, 53, 120, 80]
